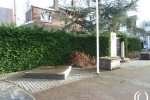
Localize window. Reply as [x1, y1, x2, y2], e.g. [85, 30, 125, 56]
[41, 10, 52, 22]
[145, 21, 150, 27]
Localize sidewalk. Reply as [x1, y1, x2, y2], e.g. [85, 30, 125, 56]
[33, 75, 150, 100]
[1, 59, 150, 100]
[33, 60, 150, 100]
[0, 68, 96, 93]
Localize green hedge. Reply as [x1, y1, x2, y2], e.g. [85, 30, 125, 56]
[127, 37, 141, 52]
[0, 25, 110, 73]
[70, 35, 110, 57]
[0, 26, 71, 73]
[0, 25, 141, 73]
[117, 32, 141, 56]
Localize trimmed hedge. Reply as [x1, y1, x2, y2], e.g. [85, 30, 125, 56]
[0, 25, 141, 73]
[117, 32, 141, 56]
[127, 37, 141, 52]
[70, 35, 110, 57]
[0, 26, 71, 73]
[0, 25, 110, 73]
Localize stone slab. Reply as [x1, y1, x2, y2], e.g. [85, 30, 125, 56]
[23, 65, 72, 79]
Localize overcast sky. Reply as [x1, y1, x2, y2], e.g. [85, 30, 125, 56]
[0, 0, 149, 25]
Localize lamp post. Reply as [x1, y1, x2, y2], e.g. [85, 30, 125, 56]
[13, 0, 16, 25]
[96, 0, 100, 74]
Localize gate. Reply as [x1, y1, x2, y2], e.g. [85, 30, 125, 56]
[116, 38, 121, 56]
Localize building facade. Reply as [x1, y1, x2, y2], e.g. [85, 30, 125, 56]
[0, 7, 14, 24]
[24, 0, 96, 30]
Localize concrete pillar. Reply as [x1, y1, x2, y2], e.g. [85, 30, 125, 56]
[121, 41, 125, 58]
[110, 32, 117, 57]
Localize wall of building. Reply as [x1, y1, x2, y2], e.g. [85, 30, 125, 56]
[32, 7, 41, 21]
[26, 9, 32, 22]
[0, 7, 14, 24]
[25, 6, 64, 29]
[143, 21, 150, 32]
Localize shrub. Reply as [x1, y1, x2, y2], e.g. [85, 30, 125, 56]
[69, 51, 96, 68]
[0, 25, 111, 73]
[117, 32, 141, 57]
[0, 25, 71, 73]
[70, 35, 96, 56]
[128, 37, 141, 52]
[99, 36, 110, 56]
[70, 34, 110, 57]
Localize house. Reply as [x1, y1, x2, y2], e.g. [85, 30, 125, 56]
[25, 0, 64, 29]
[24, 0, 96, 30]
[138, 20, 150, 50]
[140, 20, 150, 32]
[0, 7, 14, 24]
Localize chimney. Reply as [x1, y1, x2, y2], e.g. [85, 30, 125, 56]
[54, 0, 59, 10]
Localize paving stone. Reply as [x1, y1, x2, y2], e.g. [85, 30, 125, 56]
[0, 68, 96, 93]
[0, 81, 35, 100]
[0, 59, 149, 97]
[120, 59, 150, 70]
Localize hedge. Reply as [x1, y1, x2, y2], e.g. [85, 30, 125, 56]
[0, 25, 71, 73]
[0, 25, 110, 73]
[0, 25, 141, 73]
[117, 32, 141, 56]
[127, 37, 141, 52]
[70, 35, 110, 57]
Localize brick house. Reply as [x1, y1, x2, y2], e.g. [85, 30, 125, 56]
[25, 0, 64, 29]
[25, 0, 96, 30]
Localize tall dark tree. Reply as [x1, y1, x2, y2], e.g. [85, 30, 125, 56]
[59, 0, 96, 33]
[99, 0, 139, 32]
[60, 0, 138, 33]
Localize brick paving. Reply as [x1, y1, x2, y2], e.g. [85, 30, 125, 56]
[0, 59, 150, 99]
[0, 81, 35, 100]
[0, 68, 96, 93]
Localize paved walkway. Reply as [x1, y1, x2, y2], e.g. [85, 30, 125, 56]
[120, 59, 150, 70]
[0, 68, 96, 93]
[0, 59, 150, 100]
[34, 76, 150, 100]
[33, 60, 150, 100]
[0, 81, 35, 100]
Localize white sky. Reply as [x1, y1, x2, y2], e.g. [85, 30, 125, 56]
[137, 0, 150, 20]
[0, 0, 149, 25]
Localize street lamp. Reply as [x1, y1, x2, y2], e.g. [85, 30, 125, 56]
[14, 0, 16, 25]
[96, 0, 100, 74]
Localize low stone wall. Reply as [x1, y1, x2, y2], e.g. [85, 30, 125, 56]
[140, 52, 150, 60]
[100, 57, 120, 71]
